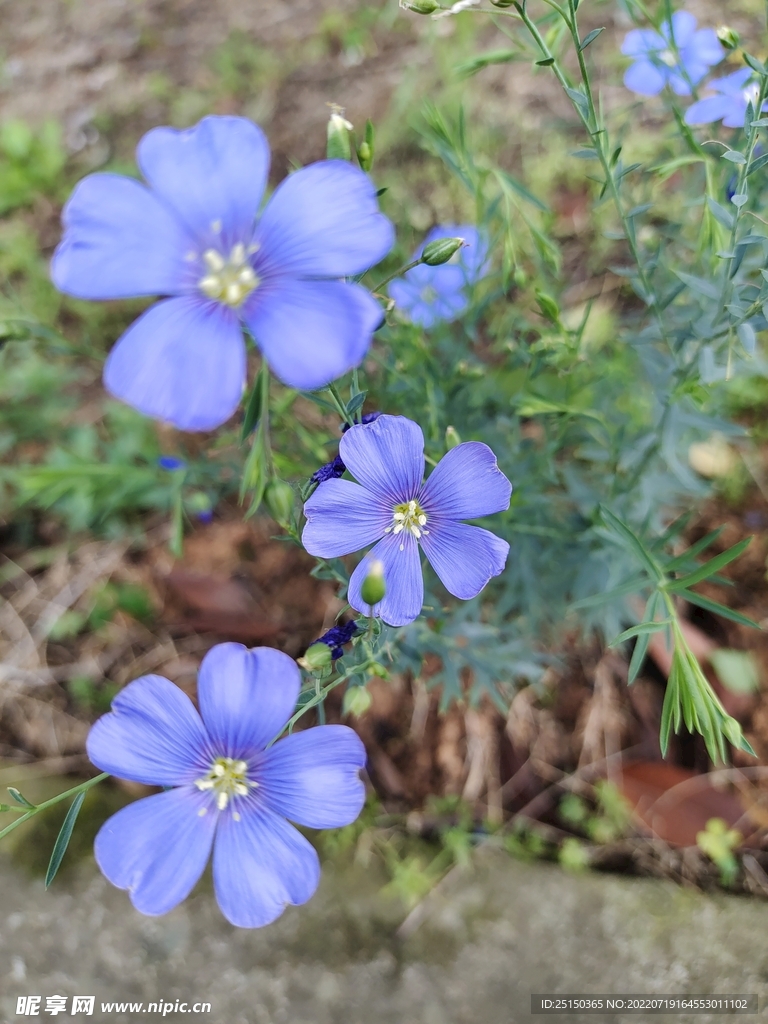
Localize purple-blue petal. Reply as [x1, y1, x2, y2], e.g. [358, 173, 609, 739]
[339, 414, 425, 505]
[137, 116, 270, 250]
[257, 725, 366, 828]
[51, 174, 195, 300]
[665, 11, 697, 48]
[253, 160, 394, 278]
[688, 29, 724, 67]
[302, 478, 389, 558]
[212, 804, 320, 928]
[624, 59, 667, 96]
[621, 28, 665, 58]
[722, 101, 751, 129]
[94, 788, 215, 916]
[86, 675, 210, 785]
[684, 95, 739, 126]
[348, 533, 424, 627]
[667, 70, 694, 96]
[712, 69, 752, 95]
[103, 295, 245, 432]
[421, 522, 509, 600]
[419, 442, 512, 521]
[243, 278, 382, 390]
[196, 643, 300, 757]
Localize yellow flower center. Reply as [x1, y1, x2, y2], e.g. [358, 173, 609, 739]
[195, 756, 255, 813]
[385, 499, 429, 550]
[198, 243, 259, 308]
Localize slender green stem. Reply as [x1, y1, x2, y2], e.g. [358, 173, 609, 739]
[372, 258, 422, 292]
[327, 382, 355, 427]
[516, 2, 670, 348]
[0, 773, 109, 843]
[270, 661, 378, 743]
[714, 76, 768, 323]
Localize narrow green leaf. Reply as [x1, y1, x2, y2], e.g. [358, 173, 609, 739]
[628, 632, 651, 684]
[571, 574, 647, 610]
[744, 53, 767, 76]
[722, 150, 747, 164]
[748, 152, 768, 176]
[7, 787, 35, 809]
[678, 589, 761, 629]
[673, 270, 720, 300]
[535, 57, 555, 67]
[664, 527, 724, 571]
[240, 368, 264, 442]
[579, 27, 604, 51]
[45, 791, 85, 889]
[609, 619, 671, 647]
[346, 391, 367, 417]
[665, 537, 752, 591]
[706, 197, 734, 229]
[599, 507, 664, 582]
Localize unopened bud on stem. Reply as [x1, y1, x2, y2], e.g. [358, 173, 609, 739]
[422, 236, 464, 266]
[445, 426, 462, 450]
[326, 106, 353, 161]
[716, 25, 740, 50]
[360, 559, 386, 607]
[298, 643, 333, 672]
[264, 478, 294, 525]
[399, 0, 441, 13]
[342, 685, 372, 717]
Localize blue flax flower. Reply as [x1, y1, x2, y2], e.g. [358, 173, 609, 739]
[52, 116, 394, 431]
[302, 415, 512, 627]
[621, 12, 722, 96]
[685, 69, 767, 128]
[314, 620, 361, 660]
[86, 642, 366, 928]
[388, 225, 490, 328]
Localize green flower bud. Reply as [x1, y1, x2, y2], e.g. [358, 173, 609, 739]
[360, 559, 386, 607]
[299, 642, 333, 672]
[716, 25, 740, 50]
[357, 140, 373, 172]
[445, 425, 462, 450]
[490, 0, 516, 6]
[399, 0, 440, 13]
[422, 236, 464, 266]
[264, 478, 294, 525]
[342, 685, 372, 717]
[535, 288, 561, 324]
[326, 107, 353, 161]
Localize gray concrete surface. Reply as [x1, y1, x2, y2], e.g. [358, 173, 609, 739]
[1, 846, 768, 1024]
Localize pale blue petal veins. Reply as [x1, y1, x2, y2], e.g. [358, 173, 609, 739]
[86, 675, 210, 785]
[339, 415, 425, 505]
[51, 174, 195, 300]
[419, 442, 512, 521]
[94, 788, 216, 916]
[243, 278, 382, 390]
[258, 725, 367, 828]
[348, 533, 424, 627]
[197, 644, 301, 758]
[302, 478, 389, 558]
[213, 805, 320, 928]
[253, 160, 394, 278]
[137, 116, 270, 248]
[421, 522, 509, 600]
[103, 296, 246, 432]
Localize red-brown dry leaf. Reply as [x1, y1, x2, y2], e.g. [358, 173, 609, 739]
[616, 761, 747, 847]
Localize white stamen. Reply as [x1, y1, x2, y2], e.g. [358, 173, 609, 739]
[195, 756, 255, 813]
[389, 498, 429, 545]
[198, 244, 260, 308]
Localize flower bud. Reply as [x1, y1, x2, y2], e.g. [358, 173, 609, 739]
[299, 642, 333, 672]
[360, 559, 386, 607]
[445, 425, 462, 450]
[490, 0, 516, 6]
[535, 288, 561, 324]
[342, 685, 372, 717]
[399, 0, 440, 13]
[716, 25, 740, 50]
[264, 478, 294, 525]
[722, 716, 744, 749]
[422, 236, 464, 266]
[326, 107, 353, 161]
[357, 140, 373, 172]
